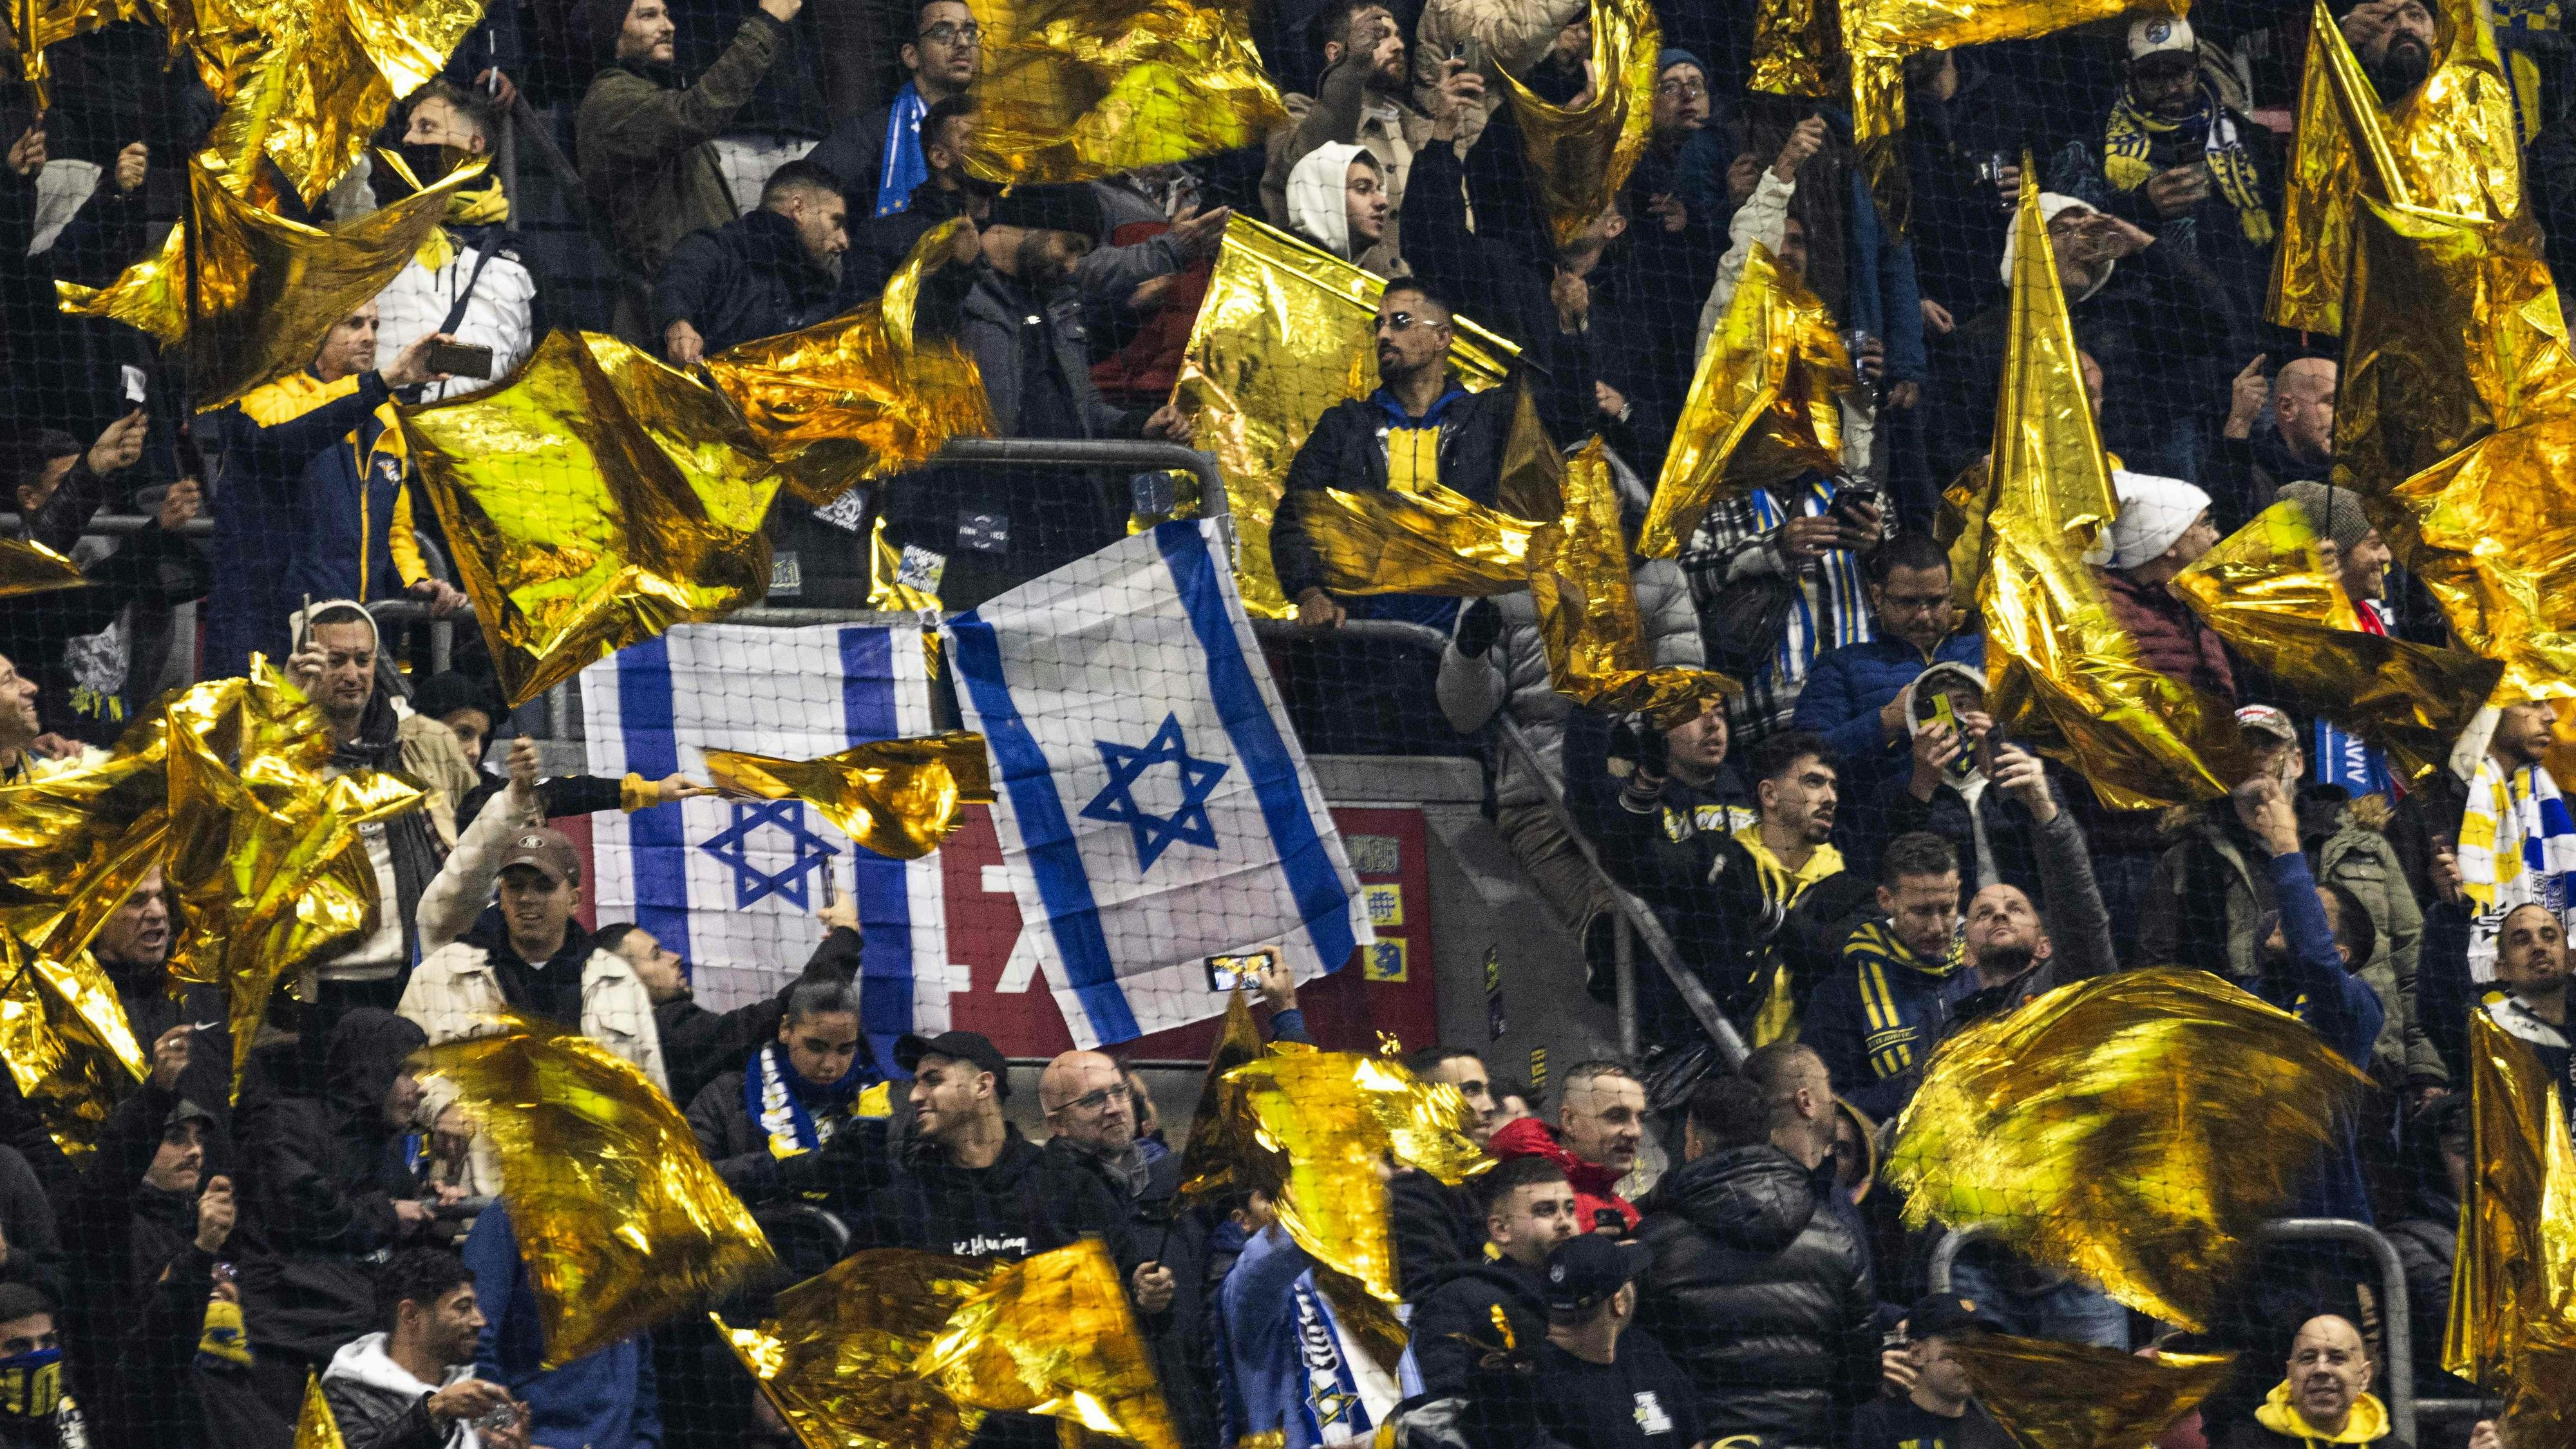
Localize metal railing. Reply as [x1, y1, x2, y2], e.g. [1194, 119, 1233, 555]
[1926, 1218, 2425, 1446]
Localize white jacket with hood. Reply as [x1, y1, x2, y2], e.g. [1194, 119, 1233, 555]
[1286, 142, 1399, 274]
[320, 1331, 484, 1449]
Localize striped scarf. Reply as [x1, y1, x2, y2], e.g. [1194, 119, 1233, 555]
[1840, 918, 1967, 1083]
[2103, 86, 2275, 245]
[2459, 759, 2576, 982]
[747, 1041, 887, 1158]
[1736, 826, 1847, 1045]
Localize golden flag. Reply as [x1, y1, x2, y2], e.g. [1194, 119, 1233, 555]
[703, 734, 994, 861]
[417, 1016, 777, 1367]
[2171, 500, 2502, 780]
[960, 0, 1283, 186]
[1840, 0, 2175, 143]
[58, 152, 490, 411]
[2268, 0, 2526, 335]
[1748, 0, 1844, 97]
[1532, 441, 1740, 728]
[0, 928, 146, 1160]
[1229, 1049, 1488, 1303]
[156, 661, 426, 1099]
[1173, 988, 1276, 1204]
[1642, 242, 1853, 558]
[1978, 162, 2253, 809]
[0, 538, 86, 598]
[1302, 482, 1543, 598]
[1171, 214, 1519, 618]
[1887, 968, 2371, 1331]
[1492, 0, 1660, 252]
[2, 0, 144, 106]
[715, 1249, 992, 1449]
[918, 1240, 1182, 1449]
[700, 218, 995, 508]
[292, 1372, 347, 1449]
[1950, 1336, 2234, 1449]
[399, 329, 783, 708]
[2445, 1009, 2576, 1443]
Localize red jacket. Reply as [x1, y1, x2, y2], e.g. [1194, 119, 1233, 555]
[1489, 1117, 1640, 1232]
[2094, 566, 2236, 698]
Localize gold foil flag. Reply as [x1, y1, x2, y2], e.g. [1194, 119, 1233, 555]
[1229, 1049, 1488, 1302]
[2172, 500, 2501, 780]
[58, 152, 491, 410]
[1950, 1336, 2234, 1449]
[1841, 0, 2175, 143]
[2445, 1010, 2576, 1441]
[716, 1248, 993, 1449]
[960, 0, 1284, 185]
[1174, 988, 1274, 1204]
[399, 329, 784, 707]
[1888, 968, 2371, 1330]
[918, 1240, 1182, 1449]
[0, 538, 86, 598]
[292, 1373, 347, 1449]
[1492, 0, 1660, 252]
[0, 927, 146, 1160]
[1978, 162, 2253, 808]
[4, 0, 142, 107]
[417, 1015, 776, 1366]
[1532, 441, 1740, 728]
[1643, 241, 1852, 558]
[1171, 214, 1519, 617]
[1749, 0, 1842, 97]
[1302, 482, 1543, 599]
[156, 661, 427, 1099]
[700, 218, 995, 507]
[703, 734, 994, 861]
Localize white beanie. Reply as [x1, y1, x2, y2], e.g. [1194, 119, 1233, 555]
[1998, 193, 2114, 299]
[1285, 143, 1375, 261]
[2091, 469, 2211, 571]
[2127, 14, 2195, 60]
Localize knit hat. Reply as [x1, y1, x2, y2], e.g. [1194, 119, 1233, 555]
[2094, 470, 2211, 571]
[2127, 14, 2195, 60]
[1658, 47, 1705, 76]
[2275, 482, 2372, 555]
[1997, 194, 2116, 298]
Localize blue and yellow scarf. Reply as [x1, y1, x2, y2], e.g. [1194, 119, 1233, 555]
[2104, 83, 2274, 244]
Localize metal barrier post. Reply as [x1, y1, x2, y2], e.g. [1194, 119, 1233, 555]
[1613, 913, 1638, 1060]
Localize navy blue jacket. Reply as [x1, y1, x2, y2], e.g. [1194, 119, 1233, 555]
[2258, 849, 2386, 1225]
[286, 407, 420, 612]
[652, 206, 844, 355]
[1804, 919, 1977, 1122]
[1792, 631, 1987, 829]
[203, 370, 397, 675]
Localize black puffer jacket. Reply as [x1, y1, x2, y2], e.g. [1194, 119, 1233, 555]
[1631, 1144, 1879, 1448]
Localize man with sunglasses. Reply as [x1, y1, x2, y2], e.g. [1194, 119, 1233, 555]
[809, 0, 982, 218]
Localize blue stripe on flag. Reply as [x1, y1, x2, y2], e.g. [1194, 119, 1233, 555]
[1154, 522, 1359, 972]
[949, 612, 1140, 1042]
[839, 627, 915, 1046]
[616, 638, 693, 963]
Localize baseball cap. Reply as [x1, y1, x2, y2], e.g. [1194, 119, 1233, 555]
[2127, 14, 2195, 60]
[497, 827, 582, 887]
[2236, 704, 2299, 744]
[895, 1030, 1012, 1099]
[1541, 1233, 1653, 1316]
[1908, 1292, 2005, 1339]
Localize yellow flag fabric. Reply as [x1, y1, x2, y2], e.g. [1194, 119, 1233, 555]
[960, 0, 1284, 185]
[2446, 1010, 2576, 1441]
[1492, 0, 1661, 252]
[701, 734, 994, 861]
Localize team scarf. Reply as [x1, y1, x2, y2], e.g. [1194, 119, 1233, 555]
[2103, 84, 2275, 245]
[2459, 757, 2576, 981]
[197, 1294, 253, 1370]
[876, 83, 931, 218]
[1291, 1273, 1376, 1443]
[1734, 825, 1846, 1045]
[0, 1347, 61, 1423]
[748, 1041, 878, 1158]
[2313, 600, 2396, 799]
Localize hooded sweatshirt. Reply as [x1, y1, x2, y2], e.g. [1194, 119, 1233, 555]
[321, 1331, 483, 1449]
[1286, 142, 1374, 260]
[2238, 1380, 2392, 1447]
[1488, 1117, 1638, 1232]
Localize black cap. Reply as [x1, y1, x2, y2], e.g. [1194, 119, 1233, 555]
[1908, 1292, 2004, 1340]
[1540, 1234, 1652, 1316]
[987, 184, 1105, 241]
[895, 1030, 1012, 1100]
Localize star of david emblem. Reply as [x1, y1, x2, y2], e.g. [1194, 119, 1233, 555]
[700, 799, 841, 909]
[1080, 713, 1228, 871]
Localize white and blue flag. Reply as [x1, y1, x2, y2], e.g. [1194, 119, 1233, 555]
[945, 520, 1374, 1048]
[582, 622, 957, 1056]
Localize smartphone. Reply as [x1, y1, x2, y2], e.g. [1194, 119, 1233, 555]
[1829, 484, 1879, 528]
[1454, 36, 1484, 73]
[119, 364, 147, 407]
[1206, 951, 1269, 992]
[423, 339, 495, 379]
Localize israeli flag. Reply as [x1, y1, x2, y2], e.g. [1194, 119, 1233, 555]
[945, 520, 1374, 1048]
[581, 622, 956, 1056]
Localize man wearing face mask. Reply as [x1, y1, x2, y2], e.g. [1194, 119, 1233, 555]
[375, 79, 538, 404]
[0, 1286, 80, 1449]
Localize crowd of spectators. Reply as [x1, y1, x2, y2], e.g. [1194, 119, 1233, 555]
[3, 0, 2572, 1443]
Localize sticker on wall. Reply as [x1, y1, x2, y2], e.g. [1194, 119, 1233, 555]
[1363, 938, 1408, 983]
[1363, 883, 1403, 927]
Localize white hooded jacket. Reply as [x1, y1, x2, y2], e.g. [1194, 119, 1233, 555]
[1285, 142, 1375, 261]
[321, 1331, 485, 1449]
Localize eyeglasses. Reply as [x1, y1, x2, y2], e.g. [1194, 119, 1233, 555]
[1656, 79, 1707, 99]
[1377, 310, 1440, 333]
[919, 21, 982, 44]
[1046, 1087, 1123, 1117]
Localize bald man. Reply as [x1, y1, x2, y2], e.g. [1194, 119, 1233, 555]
[1932, 754, 2119, 1039]
[2222, 1315, 2394, 1448]
[2215, 355, 2338, 529]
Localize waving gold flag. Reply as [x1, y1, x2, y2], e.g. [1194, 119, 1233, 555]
[717, 1249, 991, 1449]
[2171, 501, 2501, 780]
[919, 1240, 1182, 1449]
[1951, 1336, 2234, 1449]
[1642, 242, 1852, 558]
[703, 733, 993, 861]
[0, 927, 145, 1160]
[1492, 0, 1660, 252]
[1532, 442, 1740, 728]
[419, 1016, 776, 1366]
[0, 538, 86, 599]
[960, 0, 1283, 185]
[291, 1374, 347, 1449]
[1978, 164, 2252, 808]
[1840, 0, 2175, 144]
[1171, 216, 1519, 616]
[1, 0, 141, 106]
[1302, 482, 1542, 598]
[2445, 1010, 2576, 1442]
[1888, 969, 2371, 1330]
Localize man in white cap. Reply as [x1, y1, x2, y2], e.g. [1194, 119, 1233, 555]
[2089, 469, 2233, 697]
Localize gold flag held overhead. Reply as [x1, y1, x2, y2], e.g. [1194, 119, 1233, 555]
[1302, 483, 1543, 599]
[1888, 969, 2371, 1331]
[1172, 988, 1282, 1205]
[2, 0, 142, 108]
[1748, 0, 1843, 97]
[0, 927, 146, 1160]
[700, 218, 995, 507]
[417, 1016, 775, 1367]
[292, 1373, 348, 1449]
[0, 538, 86, 598]
[1171, 216, 1519, 617]
[2172, 501, 2502, 780]
[960, 0, 1283, 185]
[399, 329, 784, 707]
[1840, 0, 2174, 145]
[2446, 1011, 2576, 1441]
[1949, 1336, 2235, 1449]
[1532, 442, 1740, 727]
[1642, 242, 1852, 558]
[1492, 0, 1661, 252]
[703, 734, 994, 861]
[59, 153, 490, 411]
[1977, 162, 2253, 808]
